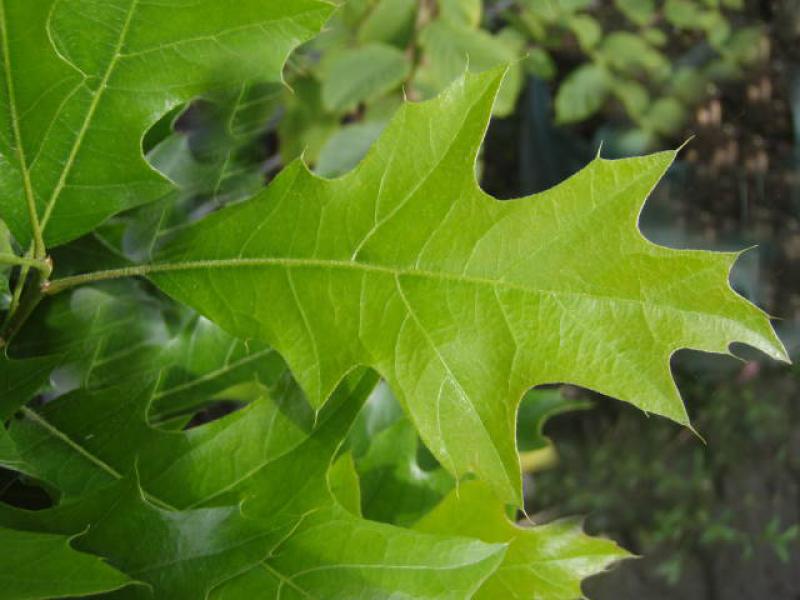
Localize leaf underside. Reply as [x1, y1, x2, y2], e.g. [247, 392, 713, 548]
[149, 68, 786, 504]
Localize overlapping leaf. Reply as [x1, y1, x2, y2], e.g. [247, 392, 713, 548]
[9, 283, 280, 419]
[146, 68, 786, 505]
[416, 480, 628, 600]
[0, 526, 133, 599]
[343, 384, 588, 526]
[3, 365, 508, 598]
[0, 479, 294, 599]
[347, 384, 456, 525]
[0, 0, 332, 247]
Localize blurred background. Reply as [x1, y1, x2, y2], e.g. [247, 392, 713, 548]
[5, 0, 798, 597]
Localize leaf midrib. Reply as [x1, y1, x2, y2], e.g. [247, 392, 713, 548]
[19, 404, 178, 511]
[19, 388, 321, 513]
[152, 347, 275, 402]
[142, 255, 747, 326]
[40, 0, 140, 233]
[19, 407, 123, 480]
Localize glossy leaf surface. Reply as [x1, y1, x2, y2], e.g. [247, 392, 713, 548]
[0, 526, 133, 599]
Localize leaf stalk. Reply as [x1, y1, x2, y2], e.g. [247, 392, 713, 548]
[44, 264, 153, 296]
[0, 252, 52, 276]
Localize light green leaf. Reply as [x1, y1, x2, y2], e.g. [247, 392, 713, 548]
[415, 20, 519, 114]
[438, 0, 482, 28]
[642, 97, 688, 136]
[524, 48, 556, 80]
[664, 0, 709, 29]
[358, 0, 418, 47]
[642, 27, 668, 47]
[614, 0, 656, 26]
[144, 69, 785, 507]
[722, 26, 765, 65]
[316, 121, 387, 178]
[210, 505, 506, 600]
[338, 0, 375, 28]
[415, 480, 629, 599]
[0, 526, 134, 599]
[555, 64, 610, 123]
[670, 66, 708, 104]
[0, 479, 289, 600]
[600, 32, 669, 78]
[612, 78, 651, 119]
[320, 44, 411, 112]
[567, 14, 602, 51]
[0, 0, 332, 247]
[328, 452, 363, 515]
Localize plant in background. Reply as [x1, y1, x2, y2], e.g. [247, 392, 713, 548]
[266, 0, 769, 177]
[0, 1, 787, 598]
[510, 0, 766, 145]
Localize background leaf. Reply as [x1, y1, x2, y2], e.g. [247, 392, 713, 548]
[320, 44, 411, 113]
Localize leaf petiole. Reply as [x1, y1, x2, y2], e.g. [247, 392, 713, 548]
[0, 252, 51, 276]
[44, 264, 153, 295]
[1, 253, 51, 347]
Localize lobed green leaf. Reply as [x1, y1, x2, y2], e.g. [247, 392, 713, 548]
[148, 68, 785, 505]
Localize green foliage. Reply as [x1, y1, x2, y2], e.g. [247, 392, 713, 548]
[510, 0, 766, 148]
[416, 480, 627, 599]
[0, 527, 132, 599]
[555, 64, 610, 124]
[0, 2, 786, 598]
[262, 0, 770, 167]
[0, 0, 332, 249]
[320, 44, 412, 112]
